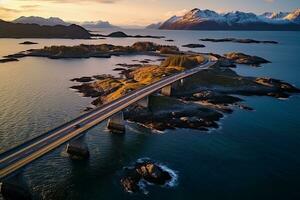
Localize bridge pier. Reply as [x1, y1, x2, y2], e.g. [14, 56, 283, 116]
[107, 112, 125, 134]
[161, 80, 183, 96]
[136, 96, 149, 108]
[66, 136, 90, 160]
[0, 173, 32, 200]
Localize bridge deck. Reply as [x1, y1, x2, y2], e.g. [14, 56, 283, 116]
[0, 55, 216, 180]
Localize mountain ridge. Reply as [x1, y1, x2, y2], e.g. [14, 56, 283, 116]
[12, 16, 117, 28]
[157, 8, 300, 30]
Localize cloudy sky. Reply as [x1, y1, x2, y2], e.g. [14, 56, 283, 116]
[0, 0, 299, 25]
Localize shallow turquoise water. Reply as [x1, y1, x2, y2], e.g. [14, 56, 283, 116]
[0, 30, 300, 200]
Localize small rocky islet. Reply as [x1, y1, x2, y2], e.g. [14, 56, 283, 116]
[91, 31, 165, 39]
[182, 43, 206, 48]
[19, 41, 38, 45]
[200, 38, 278, 44]
[120, 158, 175, 193]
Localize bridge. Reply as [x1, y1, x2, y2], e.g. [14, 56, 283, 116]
[0, 55, 217, 199]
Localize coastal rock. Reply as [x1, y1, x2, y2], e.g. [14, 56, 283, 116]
[116, 63, 142, 68]
[135, 162, 172, 185]
[121, 169, 141, 193]
[70, 76, 94, 83]
[124, 95, 222, 131]
[224, 52, 270, 66]
[113, 67, 127, 71]
[120, 159, 173, 193]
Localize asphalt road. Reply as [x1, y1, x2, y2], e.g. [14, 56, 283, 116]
[0, 55, 217, 180]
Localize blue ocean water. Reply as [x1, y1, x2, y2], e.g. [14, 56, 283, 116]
[0, 30, 299, 200]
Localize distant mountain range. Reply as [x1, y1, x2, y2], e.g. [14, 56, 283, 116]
[155, 8, 300, 30]
[80, 21, 119, 29]
[12, 16, 117, 29]
[13, 16, 70, 26]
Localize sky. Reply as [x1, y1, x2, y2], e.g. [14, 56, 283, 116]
[0, 0, 299, 26]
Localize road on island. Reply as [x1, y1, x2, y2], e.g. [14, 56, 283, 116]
[0, 55, 217, 180]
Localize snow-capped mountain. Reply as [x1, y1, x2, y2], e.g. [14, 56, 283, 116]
[12, 16, 118, 29]
[261, 12, 289, 20]
[13, 16, 70, 26]
[158, 8, 300, 30]
[284, 8, 300, 23]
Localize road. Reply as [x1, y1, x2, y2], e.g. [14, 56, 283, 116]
[0, 55, 217, 180]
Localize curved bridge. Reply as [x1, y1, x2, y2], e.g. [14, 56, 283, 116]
[0, 55, 217, 181]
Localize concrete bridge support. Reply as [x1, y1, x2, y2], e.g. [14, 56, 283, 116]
[0, 173, 32, 200]
[161, 79, 184, 96]
[107, 112, 125, 134]
[136, 96, 149, 108]
[66, 136, 90, 160]
[161, 84, 172, 96]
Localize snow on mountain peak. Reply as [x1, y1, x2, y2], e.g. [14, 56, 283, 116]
[223, 11, 260, 24]
[181, 8, 224, 23]
[284, 8, 300, 23]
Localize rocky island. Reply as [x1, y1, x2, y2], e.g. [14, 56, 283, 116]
[182, 43, 206, 48]
[4, 42, 179, 60]
[19, 41, 38, 45]
[91, 31, 165, 39]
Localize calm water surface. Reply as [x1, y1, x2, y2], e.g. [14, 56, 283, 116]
[0, 29, 300, 200]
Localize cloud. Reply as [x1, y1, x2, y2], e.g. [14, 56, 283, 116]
[164, 9, 188, 18]
[264, 0, 275, 3]
[0, 6, 20, 20]
[17, 0, 119, 3]
[0, 6, 20, 13]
